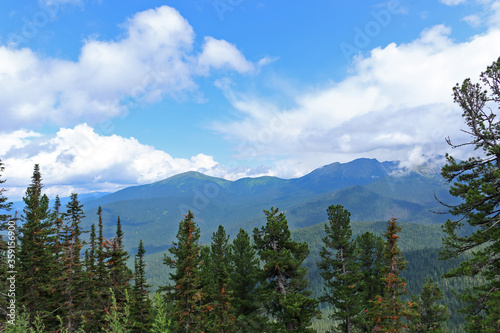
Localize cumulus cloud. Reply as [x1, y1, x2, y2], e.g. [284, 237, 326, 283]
[0, 6, 255, 131]
[1, 124, 238, 200]
[212, 24, 500, 173]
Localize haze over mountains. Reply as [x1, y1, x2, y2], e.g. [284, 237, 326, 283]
[69, 158, 456, 255]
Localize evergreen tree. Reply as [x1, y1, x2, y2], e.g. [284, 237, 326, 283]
[0, 158, 12, 224]
[229, 228, 267, 332]
[58, 193, 86, 332]
[92, 206, 112, 329]
[368, 218, 417, 332]
[107, 216, 133, 305]
[253, 207, 320, 332]
[17, 164, 54, 324]
[439, 56, 500, 332]
[0, 158, 13, 324]
[163, 211, 205, 332]
[409, 278, 450, 333]
[317, 204, 362, 333]
[131, 239, 152, 332]
[355, 231, 385, 332]
[202, 225, 236, 333]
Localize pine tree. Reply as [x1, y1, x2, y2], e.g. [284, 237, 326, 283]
[355, 231, 385, 332]
[317, 205, 362, 333]
[439, 56, 500, 332]
[17, 164, 54, 325]
[229, 228, 267, 332]
[253, 207, 320, 332]
[58, 193, 86, 333]
[409, 278, 449, 333]
[368, 218, 417, 332]
[202, 225, 236, 333]
[131, 239, 152, 332]
[163, 211, 205, 332]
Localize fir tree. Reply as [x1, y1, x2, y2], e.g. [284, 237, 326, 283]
[202, 225, 236, 333]
[229, 228, 267, 332]
[439, 56, 500, 332]
[409, 278, 450, 333]
[163, 211, 205, 332]
[355, 231, 385, 332]
[17, 164, 54, 325]
[253, 207, 320, 332]
[368, 218, 417, 332]
[58, 193, 86, 332]
[317, 205, 362, 333]
[131, 239, 152, 333]
[107, 216, 133, 305]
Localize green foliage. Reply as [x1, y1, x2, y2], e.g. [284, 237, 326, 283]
[163, 211, 205, 332]
[317, 205, 362, 333]
[440, 56, 500, 332]
[201, 225, 236, 333]
[150, 293, 173, 333]
[131, 239, 153, 332]
[102, 288, 135, 333]
[253, 207, 320, 332]
[354, 231, 385, 332]
[368, 218, 418, 332]
[409, 278, 450, 333]
[17, 165, 58, 327]
[229, 228, 268, 332]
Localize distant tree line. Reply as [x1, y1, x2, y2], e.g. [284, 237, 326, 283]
[0, 57, 498, 332]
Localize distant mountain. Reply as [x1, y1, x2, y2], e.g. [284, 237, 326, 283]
[77, 158, 457, 256]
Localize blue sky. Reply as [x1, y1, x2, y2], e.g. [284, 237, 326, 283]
[1, 0, 499, 200]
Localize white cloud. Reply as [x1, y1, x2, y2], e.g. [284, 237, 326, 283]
[198, 37, 255, 74]
[1, 124, 236, 200]
[440, 0, 467, 5]
[212, 24, 500, 173]
[463, 14, 482, 27]
[0, 6, 255, 131]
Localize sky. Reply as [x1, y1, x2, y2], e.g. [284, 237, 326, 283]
[0, 0, 499, 201]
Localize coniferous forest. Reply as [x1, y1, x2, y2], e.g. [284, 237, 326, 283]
[0, 59, 499, 332]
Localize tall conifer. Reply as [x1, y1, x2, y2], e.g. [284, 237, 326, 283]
[17, 164, 54, 324]
[163, 211, 205, 332]
[253, 207, 320, 332]
[317, 205, 362, 333]
[131, 239, 152, 332]
[229, 228, 267, 332]
[368, 218, 417, 332]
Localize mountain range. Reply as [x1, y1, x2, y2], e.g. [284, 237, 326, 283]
[73, 158, 457, 255]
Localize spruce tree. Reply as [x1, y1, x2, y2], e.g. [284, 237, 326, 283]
[229, 228, 267, 332]
[368, 218, 417, 332]
[355, 231, 385, 332]
[253, 207, 320, 332]
[409, 278, 449, 333]
[317, 204, 362, 333]
[131, 239, 152, 332]
[107, 216, 133, 306]
[439, 56, 500, 332]
[17, 164, 54, 325]
[58, 193, 86, 332]
[202, 225, 236, 333]
[163, 211, 205, 332]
